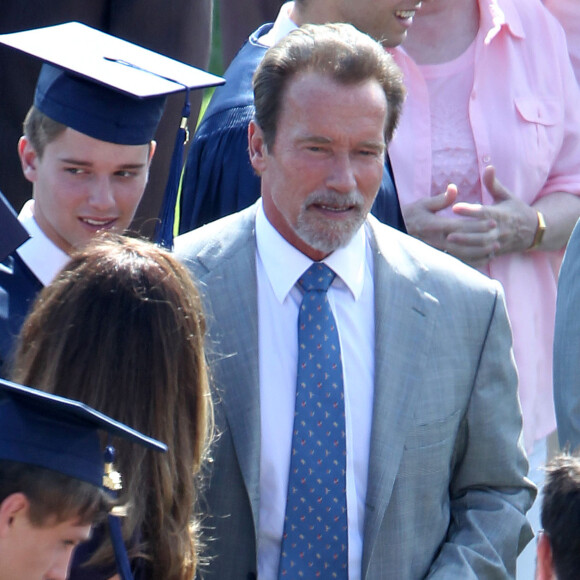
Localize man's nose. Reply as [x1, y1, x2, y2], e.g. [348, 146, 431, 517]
[88, 177, 116, 211]
[326, 153, 357, 193]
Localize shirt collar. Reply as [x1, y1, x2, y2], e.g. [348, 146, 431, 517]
[480, 0, 525, 45]
[16, 200, 69, 286]
[255, 200, 367, 303]
[257, 2, 299, 48]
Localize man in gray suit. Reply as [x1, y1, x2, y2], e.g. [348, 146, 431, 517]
[176, 23, 535, 579]
[554, 219, 580, 451]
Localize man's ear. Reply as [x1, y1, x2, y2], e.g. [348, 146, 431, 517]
[248, 120, 268, 176]
[18, 136, 40, 184]
[536, 532, 556, 580]
[0, 493, 29, 538]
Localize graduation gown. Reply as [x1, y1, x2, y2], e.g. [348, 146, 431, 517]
[0, 253, 43, 376]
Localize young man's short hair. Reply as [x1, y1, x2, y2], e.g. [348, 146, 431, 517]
[22, 106, 67, 159]
[0, 460, 112, 527]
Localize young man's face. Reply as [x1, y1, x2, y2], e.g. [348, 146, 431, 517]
[250, 71, 387, 261]
[19, 127, 154, 254]
[0, 494, 92, 580]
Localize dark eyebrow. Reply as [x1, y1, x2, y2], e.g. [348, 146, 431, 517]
[296, 135, 385, 153]
[296, 135, 332, 145]
[58, 158, 147, 170]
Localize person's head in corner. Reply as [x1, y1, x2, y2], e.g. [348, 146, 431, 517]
[0, 378, 165, 580]
[0, 460, 111, 580]
[536, 454, 580, 580]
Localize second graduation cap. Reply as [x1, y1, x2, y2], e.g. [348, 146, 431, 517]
[0, 378, 167, 487]
[0, 378, 167, 580]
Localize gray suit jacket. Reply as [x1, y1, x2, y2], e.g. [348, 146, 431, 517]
[554, 218, 580, 451]
[175, 203, 534, 580]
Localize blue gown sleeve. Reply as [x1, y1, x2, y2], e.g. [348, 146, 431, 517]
[179, 104, 261, 233]
[0, 254, 43, 377]
[178, 25, 271, 234]
[371, 157, 407, 233]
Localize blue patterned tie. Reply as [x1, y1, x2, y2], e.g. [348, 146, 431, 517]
[278, 262, 348, 579]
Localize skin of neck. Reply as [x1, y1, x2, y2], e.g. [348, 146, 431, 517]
[290, 0, 339, 27]
[403, 0, 480, 64]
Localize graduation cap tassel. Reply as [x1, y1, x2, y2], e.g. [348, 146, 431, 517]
[154, 89, 191, 250]
[103, 446, 133, 580]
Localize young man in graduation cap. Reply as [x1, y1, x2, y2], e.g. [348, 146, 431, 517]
[0, 22, 223, 376]
[0, 378, 166, 580]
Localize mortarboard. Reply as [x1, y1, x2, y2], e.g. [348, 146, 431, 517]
[0, 22, 226, 248]
[0, 192, 29, 262]
[0, 377, 167, 486]
[0, 378, 168, 580]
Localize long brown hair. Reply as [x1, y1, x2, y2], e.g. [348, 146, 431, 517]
[12, 233, 212, 579]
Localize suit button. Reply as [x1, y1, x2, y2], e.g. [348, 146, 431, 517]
[246, 574, 257, 580]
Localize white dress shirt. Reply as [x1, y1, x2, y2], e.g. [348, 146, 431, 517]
[258, 2, 298, 48]
[255, 201, 375, 579]
[16, 200, 69, 286]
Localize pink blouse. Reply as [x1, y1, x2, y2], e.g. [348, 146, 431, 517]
[389, 0, 580, 452]
[421, 39, 480, 207]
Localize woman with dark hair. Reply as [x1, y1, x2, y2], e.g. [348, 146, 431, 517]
[11, 233, 212, 580]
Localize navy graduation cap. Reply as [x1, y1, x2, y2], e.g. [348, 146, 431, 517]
[0, 378, 167, 580]
[0, 378, 167, 485]
[0, 22, 225, 248]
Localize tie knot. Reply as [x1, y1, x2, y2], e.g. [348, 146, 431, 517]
[297, 263, 336, 293]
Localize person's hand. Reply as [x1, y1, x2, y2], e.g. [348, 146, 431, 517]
[403, 184, 457, 249]
[403, 183, 498, 268]
[450, 166, 538, 259]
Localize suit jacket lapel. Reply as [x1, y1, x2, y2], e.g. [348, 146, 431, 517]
[361, 220, 440, 576]
[196, 208, 262, 529]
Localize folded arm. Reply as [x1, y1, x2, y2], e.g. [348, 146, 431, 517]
[403, 166, 580, 268]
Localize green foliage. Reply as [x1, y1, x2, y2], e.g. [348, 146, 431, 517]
[197, 2, 224, 126]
